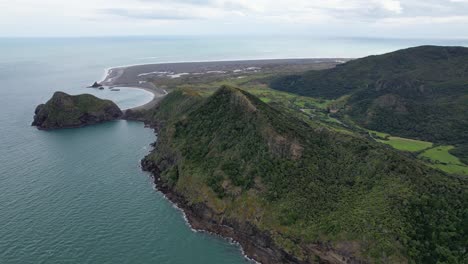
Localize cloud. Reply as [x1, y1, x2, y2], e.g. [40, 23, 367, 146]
[101, 8, 202, 20]
[99, 0, 252, 21]
[379, 0, 403, 13]
[97, 0, 405, 24]
[1, 0, 468, 37]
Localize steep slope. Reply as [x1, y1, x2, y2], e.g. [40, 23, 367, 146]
[141, 86, 467, 263]
[32, 92, 122, 130]
[270, 46, 468, 160]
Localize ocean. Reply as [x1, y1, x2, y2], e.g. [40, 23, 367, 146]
[0, 36, 467, 263]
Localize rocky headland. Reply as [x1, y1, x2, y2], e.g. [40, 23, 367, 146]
[32, 91, 123, 130]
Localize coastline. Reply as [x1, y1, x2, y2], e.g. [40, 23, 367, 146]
[154, 179, 261, 264]
[99, 58, 348, 83]
[100, 58, 346, 88]
[140, 142, 351, 264]
[141, 160, 300, 264]
[108, 58, 351, 264]
[99, 58, 344, 112]
[99, 68, 168, 112]
[102, 60, 268, 263]
[122, 86, 166, 112]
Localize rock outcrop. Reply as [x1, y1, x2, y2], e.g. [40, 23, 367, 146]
[32, 91, 122, 130]
[88, 81, 103, 88]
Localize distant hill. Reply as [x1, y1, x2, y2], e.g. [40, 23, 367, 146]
[32, 92, 122, 130]
[270, 46, 468, 162]
[137, 86, 467, 263]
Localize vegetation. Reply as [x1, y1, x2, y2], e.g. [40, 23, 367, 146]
[419, 146, 468, 175]
[429, 163, 468, 175]
[145, 57, 468, 175]
[141, 86, 468, 263]
[270, 46, 468, 162]
[450, 144, 468, 165]
[421, 146, 465, 165]
[368, 130, 468, 175]
[150, 71, 343, 131]
[375, 136, 433, 152]
[32, 92, 122, 129]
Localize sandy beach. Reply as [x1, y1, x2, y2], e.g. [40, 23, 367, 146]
[127, 86, 167, 111]
[99, 68, 168, 111]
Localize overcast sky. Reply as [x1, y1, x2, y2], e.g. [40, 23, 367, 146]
[1, 0, 468, 38]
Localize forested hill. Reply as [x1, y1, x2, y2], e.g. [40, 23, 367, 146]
[271, 46, 468, 99]
[139, 86, 467, 263]
[270, 46, 468, 158]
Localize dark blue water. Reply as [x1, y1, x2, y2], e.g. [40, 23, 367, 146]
[1, 36, 467, 263]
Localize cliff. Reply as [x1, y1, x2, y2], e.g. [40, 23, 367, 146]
[32, 91, 122, 130]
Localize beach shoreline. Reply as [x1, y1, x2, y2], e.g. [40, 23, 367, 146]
[122, 86, 165, 111]
[99, 68, 167, 111]
[98, 58, 346, 111]
[100, 58, 346, 88]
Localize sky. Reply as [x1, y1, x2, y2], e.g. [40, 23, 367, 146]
[1, 0, 468, 38]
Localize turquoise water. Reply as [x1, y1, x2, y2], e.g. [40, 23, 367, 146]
[1, 36, 467, 263]
[0, 121, 247, 263]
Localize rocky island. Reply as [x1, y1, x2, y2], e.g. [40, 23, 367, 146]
[32, 91, 123, 130]
[88, 81, 103, 88]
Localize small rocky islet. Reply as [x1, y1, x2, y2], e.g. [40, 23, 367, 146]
[32, 91, 123, 130]
[88, 81, 103, 88]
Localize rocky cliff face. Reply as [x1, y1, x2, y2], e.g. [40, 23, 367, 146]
[141, 157, 360, 264]
[32, 91, 122, 130]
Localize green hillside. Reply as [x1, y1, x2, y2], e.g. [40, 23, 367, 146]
[138, 86, 467, 263]
[270, 46, 468, 163]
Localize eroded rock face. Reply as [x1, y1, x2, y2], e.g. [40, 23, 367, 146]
[32, 91, 122, 130]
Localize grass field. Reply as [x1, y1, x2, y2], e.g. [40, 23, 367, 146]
[376, 136, 433, 152]
[419, 146, 464, 165]
[369, 130, 468, 175]
[429, 163, 468, 175]
[370, 131, 468, 175]
[259, 97, 272, 103]
[419, 146, 468, 175]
